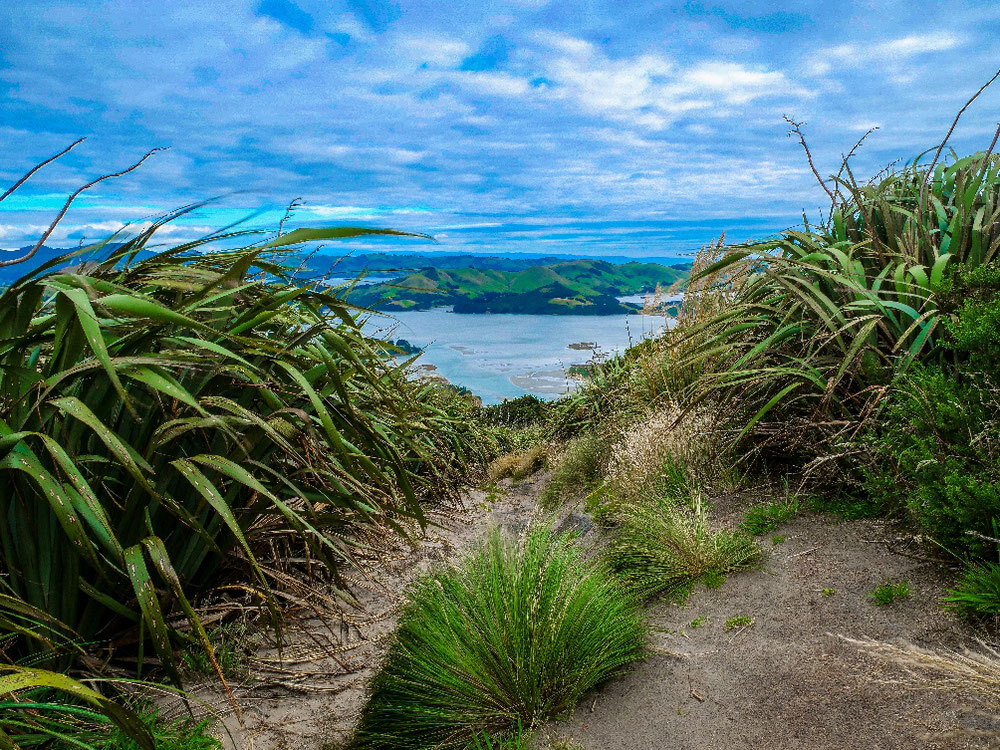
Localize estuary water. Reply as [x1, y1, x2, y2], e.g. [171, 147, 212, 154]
[363, 307, 673, 405]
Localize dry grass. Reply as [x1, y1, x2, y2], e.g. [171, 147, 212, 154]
[846, 636, 1000, 710]
[605, 402, 725, 503]
[488, 444, 549, 483]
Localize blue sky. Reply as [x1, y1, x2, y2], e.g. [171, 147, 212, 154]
[1, 0, 999, 259]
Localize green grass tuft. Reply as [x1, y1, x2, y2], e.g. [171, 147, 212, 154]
[868, 580, 910, 606]
[605, 497, 761, 600]
[739, 497, 798, 536]
[467, 724, 533, 750]
[723, 615, 753, 631]
[353, 526, 646, 749]
[104, 710, 220, 750]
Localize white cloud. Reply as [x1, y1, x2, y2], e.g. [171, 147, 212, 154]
[397, 34, 470, 66]
[804, 32, 963, 76]
[451, 71, 532, 97]
[877, 33, 962, 58]
[534, 36, 808, 130]
[680, 61, 809, 105]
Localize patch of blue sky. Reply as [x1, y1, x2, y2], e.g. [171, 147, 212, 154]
[2, 0, 999, 256]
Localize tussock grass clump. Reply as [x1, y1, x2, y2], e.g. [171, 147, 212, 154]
[353, 526, 646, 749]
[539, 433, 605, 508]
[605, 403, 722, 503]
[606, 498, 761, 599]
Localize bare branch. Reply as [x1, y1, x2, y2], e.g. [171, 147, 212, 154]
[923, 67, 1000, 188]
[784, 115, 835, 203]
[0, 137, 87, 205]
[0, 147, 167, 268]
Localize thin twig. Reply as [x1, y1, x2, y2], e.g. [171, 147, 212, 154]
[922, 68, 1000, 189]
[0, 137, 86, 205]
[278, 197, 304, 237]
[832, 127, 879, 209]
[786, 546, 819, 560]
[784, 115, 835, 203]
[0, 146, 167, 267]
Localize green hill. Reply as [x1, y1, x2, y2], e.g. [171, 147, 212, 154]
[345, 259, 689, 314]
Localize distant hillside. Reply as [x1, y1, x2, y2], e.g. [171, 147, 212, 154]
[345, 258, 690, 314]
[308, 252, 580, 276]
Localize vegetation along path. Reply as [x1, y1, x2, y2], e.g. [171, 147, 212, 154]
[194, 475, 994, 750]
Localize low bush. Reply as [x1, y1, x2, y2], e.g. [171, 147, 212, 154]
[479, 395, 553, 429]
[352, 526, 646, 749]
[861, 365, 1000, 558]
[539, 433, 605, 508]
[605, 497, 760, 600]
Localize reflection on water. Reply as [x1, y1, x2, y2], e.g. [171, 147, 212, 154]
[364, 307, 673, 405]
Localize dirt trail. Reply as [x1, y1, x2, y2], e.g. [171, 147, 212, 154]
[194, 478, 996, 750]
[552, 501, 997, 750]
[193, 474, 547, 750]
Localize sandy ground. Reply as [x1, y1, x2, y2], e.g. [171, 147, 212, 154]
[184, 478, 998, 750]
[552, 501, 998, 750]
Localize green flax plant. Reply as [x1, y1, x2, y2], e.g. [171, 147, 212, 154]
[0, 667, 157, 749]
[0, 146, 464, 685]
[672, 148, 1000, 442]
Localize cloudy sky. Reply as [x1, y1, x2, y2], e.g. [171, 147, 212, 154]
[1, 0, 999, 259]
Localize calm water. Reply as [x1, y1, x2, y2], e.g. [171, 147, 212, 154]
[364, 307, 673, 404]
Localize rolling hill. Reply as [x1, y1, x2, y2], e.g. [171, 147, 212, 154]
[345, 258, 690, 314]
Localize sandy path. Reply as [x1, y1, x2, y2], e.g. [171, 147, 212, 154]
[187, 478, 997, 750]
[550, 505, 998, 750]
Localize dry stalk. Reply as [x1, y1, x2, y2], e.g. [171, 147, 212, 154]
[843, 635, 1000, 710]
[0, 144, 167, 267]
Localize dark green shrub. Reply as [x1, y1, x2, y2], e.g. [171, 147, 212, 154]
[862, 365, 1000, 557]
[943, 263, 1000, 363]
[352, 526, 646, 749]
[479, 395, 553, 429]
